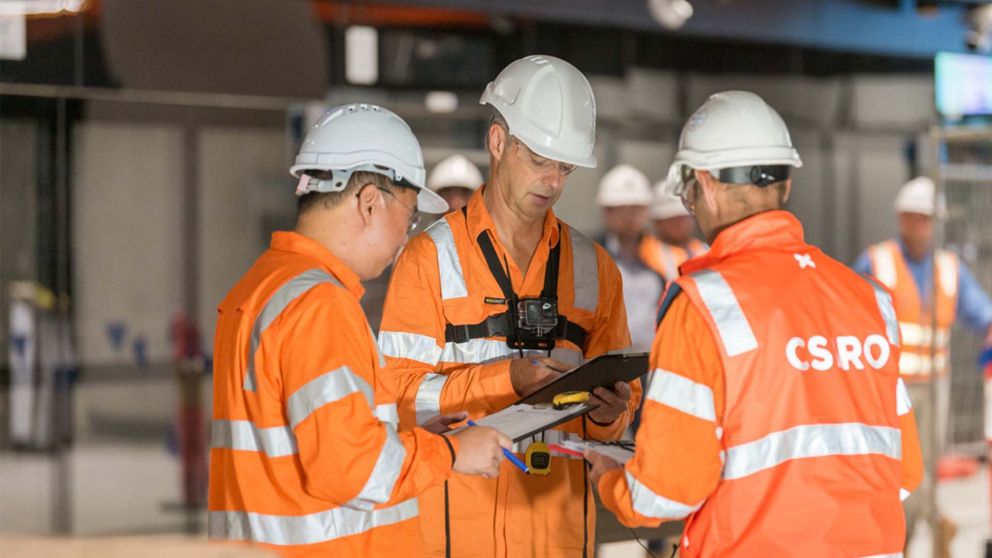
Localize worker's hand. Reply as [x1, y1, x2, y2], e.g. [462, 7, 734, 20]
[587, 381, 632, 425]
[509, 356, 568, 397]
[421, 411, 469, 434]
[449, 426, 512, 478]
[985, 326, 992, 346]
[583, 449, 622, 486]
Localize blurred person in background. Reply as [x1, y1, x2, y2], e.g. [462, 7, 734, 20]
[645, 182, 709, 278]
[378, 55, 638, 557]
[587, 90, 922, 557]
[854, 175, 992, 555]
[208, 104, 510, 557]
[426, 153, 484, 212]
[596, 164, 667, 352]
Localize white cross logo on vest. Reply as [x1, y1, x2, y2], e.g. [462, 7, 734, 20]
[794, 253, 815, 269]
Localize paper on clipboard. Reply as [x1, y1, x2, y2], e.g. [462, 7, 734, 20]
[466, 402, 593, 442]
[558, 439, 635, 464]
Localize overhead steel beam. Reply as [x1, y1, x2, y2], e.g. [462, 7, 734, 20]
[377, 0, 972, 58]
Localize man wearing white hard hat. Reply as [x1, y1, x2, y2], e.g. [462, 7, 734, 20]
[209, 104, 512, 556]
[586, 91, 922, 557]
[637, 182, 710, 285]
[379, 55, 638, 557]
[427, 153, 484, 212]
[854, 175, 992, 551]
[649, 182, 709, 258]
[596, 164, 666, 352]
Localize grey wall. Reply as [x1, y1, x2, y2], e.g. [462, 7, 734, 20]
[0, 119, 39, 361]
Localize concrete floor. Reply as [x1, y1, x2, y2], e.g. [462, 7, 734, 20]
[599, 467, 991, 558]
[2, 442, 989, 557]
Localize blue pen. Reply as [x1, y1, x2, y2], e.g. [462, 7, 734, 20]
[467, 419, 529, 474]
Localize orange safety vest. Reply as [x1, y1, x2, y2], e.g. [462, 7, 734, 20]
[379, 188, 638, 557]
[867, 240, 958, 382]
[639, 236, 687, 282]
[601, 211, 922, 557]
[639, 236, 709, 282]
[209, 232, 453, 557]
[685, 238, 709, 259]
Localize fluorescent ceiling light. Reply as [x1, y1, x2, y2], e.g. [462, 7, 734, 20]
[425, 91, 458, 113]
[0, 0, 85, 16]
[345, 25, 378, 85]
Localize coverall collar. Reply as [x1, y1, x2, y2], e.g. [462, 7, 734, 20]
[682, 210, 806, 275]
[270, 231, 365, 299]
[467, 185, 561, 249]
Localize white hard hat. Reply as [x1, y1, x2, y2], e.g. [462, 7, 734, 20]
[597, 164, 652, 207]
[427, 154, 484, 193]
[650, 180, 690, 220]
[290, 103, 449, 214]
[894, 176, 946, 218]
[480, 55, 597, 168]
[665, 91, 802, 192]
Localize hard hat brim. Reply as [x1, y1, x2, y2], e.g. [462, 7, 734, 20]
[416, 186, 450, 214]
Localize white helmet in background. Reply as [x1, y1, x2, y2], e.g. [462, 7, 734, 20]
[651, 181, 691, 220]
[665, 91, 802, 193]
[428, 154, 484, 193]
[596, 164, 652, 207]
[894, 176, 947, 218]
[480, 55, 597, 168]
[290, 103, 449, 214]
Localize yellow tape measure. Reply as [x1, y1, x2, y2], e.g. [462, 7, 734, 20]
[525, 441, 552, 475]
[552, 390, 590, 409]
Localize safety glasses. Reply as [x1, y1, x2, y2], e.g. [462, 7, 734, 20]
[375, 187, 421, 233]
[673, 166, 698, 214]
[510, 136, 577, 177]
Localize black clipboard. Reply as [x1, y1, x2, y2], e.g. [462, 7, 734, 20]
[517, 352, 649, 406]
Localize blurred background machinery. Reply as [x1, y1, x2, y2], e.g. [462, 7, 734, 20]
[0, 1, 990, 556]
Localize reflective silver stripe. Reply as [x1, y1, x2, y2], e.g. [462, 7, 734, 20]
[896, 379, 912, 417]
[569, 226, 599, 312]
[870, 244, 898, 289]
[899, 488, 911, 501]
[691, 270, 758, 357]
[645, 368, 716, 423]
[659, 243, 678, 282]
[426, 218, 468, 300]
[626, 470, 701, 520]
[937, 251, 958, 298]
[380, 332, 584, 368]
[859, 553, 903, 558]
[211, 419, 297, 457]
[369, 326, 386, 369]
[245, 269, 341, 391]
[374, 403, 399, 426]
[345, 425, 407, 511]
[415, 373, 447, 425]
[209, 497, 418, 546]
[722, 423, 902, 481]
[378, 331, 442, 366]
[439, 338, 584, 367]
[899, 323, 949, 348]
[869, 279, 901, 346]
[286, 366, 374, 429]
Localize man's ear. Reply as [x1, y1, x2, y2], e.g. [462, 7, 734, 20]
[488, 124, 507, 163]
[780, 178, 792, 205]
[696, 169, 721, 212]
[355, 183, 381, 225]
